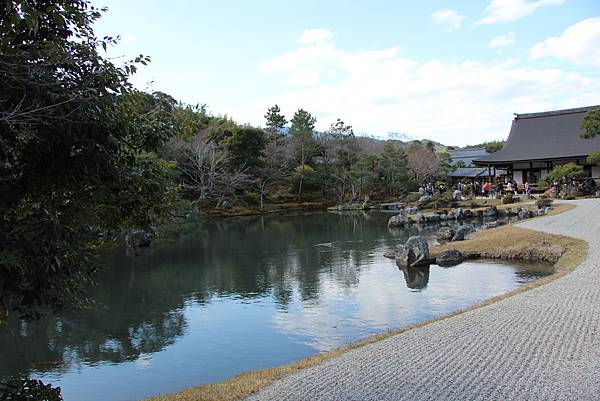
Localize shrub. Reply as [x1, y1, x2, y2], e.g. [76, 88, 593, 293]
[0, 377, 62, 401]
[502, 194, 515, 204]
[535, 197, 554, 209]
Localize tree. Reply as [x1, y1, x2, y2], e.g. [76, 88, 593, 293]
[0, 1, 177, 320]
[288, 109, 316, 198]
[324, 119, 358, 203]
[587, 151, 600, 166]
[581, 109, 600, 139]
[406, 142, 442, 184]
[264, 104, 287, 139]
[539, 163, 585, 187]
[380, 142, 409, 197]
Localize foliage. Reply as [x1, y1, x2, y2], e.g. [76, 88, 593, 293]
[535, 197, 553, 209]
[580, 109, 600, 139]
[264, 104, 287, 139]
[0, 0, 177, 319]
[406, 142, 442, 183]
[0, 377, 62, 401]
[539, 163, 585, 187]
[289, 109, 317, 197]
[502, 193, 515, 204]
[380, 142, 410, 197]
[587, 150, 600, 166]
[464, 140, 506, 153]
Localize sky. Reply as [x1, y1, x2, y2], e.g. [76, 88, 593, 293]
[95, 0, 600, 146]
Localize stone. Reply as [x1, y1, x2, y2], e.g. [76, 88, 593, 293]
[483, 206, 498, 218]
[405, 207, 420, 215]
[446, 210, 456, 220]
[436, 249, 465, 267]
[383, 250, 397, 259]
[396, 236, 430, 268]
[436, 227, 455, 241]
[414, 213, 425, 224]
[463, 209, 474, 219]
[388, 211, 412, 227]
[518, 209, 534, 219]
[483, 221, 497, 230]
[451, 225, 472, 242]
[125, 229, 151, 248]
[418, 195, 433, 206]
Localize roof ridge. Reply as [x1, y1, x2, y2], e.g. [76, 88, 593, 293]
[516, 105, 600, 120]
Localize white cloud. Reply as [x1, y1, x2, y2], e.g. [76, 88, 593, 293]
[232, 29, 600, 146]
[477, 0, 565, 25]
[531, 17, 600, 67]
[430, 9, 465, 31]
[299, 28, 334, 45]
[490, 32, 516, 48]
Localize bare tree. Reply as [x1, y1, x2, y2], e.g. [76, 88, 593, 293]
[406, 143, 442, 184]
[174, 134, 251, 208]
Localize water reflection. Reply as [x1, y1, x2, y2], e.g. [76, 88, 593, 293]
[400, 265, 431, 290]
[0, 211, 551, 401]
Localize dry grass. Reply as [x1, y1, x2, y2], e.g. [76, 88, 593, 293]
[144, 202, 586, 401]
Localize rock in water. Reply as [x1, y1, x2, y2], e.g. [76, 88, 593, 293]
[436, 227, 455, 241]
[388, 211, 412, 227]
[436, 249, 464, 267]
[396, 236, 430, 268]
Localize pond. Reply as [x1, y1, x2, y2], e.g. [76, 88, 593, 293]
[0, 211, 553, 401]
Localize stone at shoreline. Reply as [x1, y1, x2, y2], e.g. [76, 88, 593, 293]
[405, 207, 419, 215]
[125, 229, 151, 248]
[397, 236, 430, 268]
[388, 211, 413, 227]
[437, 227, 455, 241]
[383, 250, 397, 259]
[451, 225, 472, 242]
[483, 206, 498, 218]
[418, 195, 432, 206]
[436, 249, 465, 267]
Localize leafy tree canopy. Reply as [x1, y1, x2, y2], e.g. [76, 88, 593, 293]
[581, 109, 600, 139]
[0, 0, 177, 320]
[539, 163, 585, 186]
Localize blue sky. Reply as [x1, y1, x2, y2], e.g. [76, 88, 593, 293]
[96, 0, 600, 145]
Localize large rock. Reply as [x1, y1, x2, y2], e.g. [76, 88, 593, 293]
[436, 227, 455, 241]
[388, 211, 413, 227]
[396, 236, 430, 268]
[483, 206, 498, 218]
[436, 249, 464, 267]
[518, 209, 535, 219]
[418, 195, 432, 206]
[451, 225, 472, 242]
[125, 229, 151, 248]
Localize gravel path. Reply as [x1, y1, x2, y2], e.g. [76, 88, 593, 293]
[247, 199, 600, 401]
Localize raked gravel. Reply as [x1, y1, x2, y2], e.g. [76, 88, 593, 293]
[246, 199, 600, 401]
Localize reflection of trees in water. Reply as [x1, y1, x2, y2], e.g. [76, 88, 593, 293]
[0, 211, 411, 380]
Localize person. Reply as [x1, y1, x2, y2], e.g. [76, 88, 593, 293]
[506, 181, 513, 193]
[418, 186, 425, 196]
[482, 181, 490, 198]
[524, 182, 531, 197]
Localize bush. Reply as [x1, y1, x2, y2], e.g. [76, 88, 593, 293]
[502, 194, 515, 204]
[0, 378, 62, 401]
[535, 197, 553, 209]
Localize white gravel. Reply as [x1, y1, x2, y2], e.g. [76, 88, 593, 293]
[246, 199, 600, 401]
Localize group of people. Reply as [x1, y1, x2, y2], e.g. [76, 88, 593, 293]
[452, 179, 532, 199]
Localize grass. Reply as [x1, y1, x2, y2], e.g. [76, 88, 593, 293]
[145, 202, 586, 401]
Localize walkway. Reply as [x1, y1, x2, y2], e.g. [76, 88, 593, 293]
[247, 199, 600, 401]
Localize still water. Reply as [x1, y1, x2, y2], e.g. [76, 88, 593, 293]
[0, 211, 552, 401]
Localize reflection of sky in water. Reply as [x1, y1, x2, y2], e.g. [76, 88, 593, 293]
[1, 212, 548, 401]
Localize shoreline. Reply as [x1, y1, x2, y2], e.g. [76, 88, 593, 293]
[145, 202, 587, 401]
